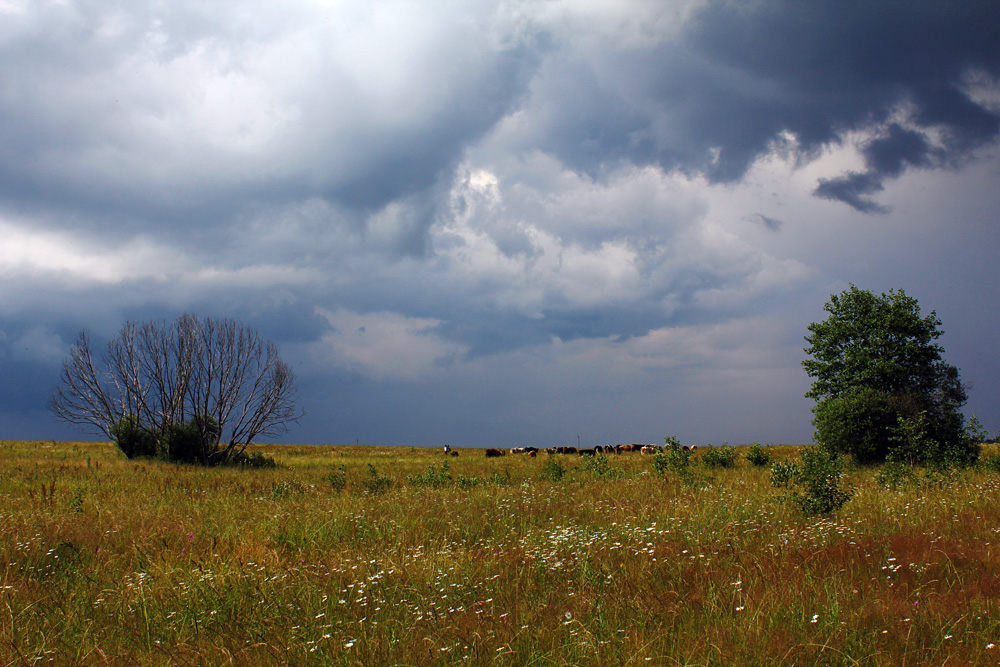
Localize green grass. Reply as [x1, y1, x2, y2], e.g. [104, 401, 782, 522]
[2, 440, 1000, 665]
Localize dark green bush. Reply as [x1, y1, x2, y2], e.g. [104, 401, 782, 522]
[408, 461, 453, 488]
[362, 464, 392, 495]
[812, 388, 900, 464]
[771, 447, 851, 514]
[230, 450, 277, 468]
[745, 443, 771, 467]
[702, 444, 738, 468]
[110, 415, 158, 459]
[538, 459, 566, 482]
[579, 454, 623, 479]
[326, 465, 348, 493]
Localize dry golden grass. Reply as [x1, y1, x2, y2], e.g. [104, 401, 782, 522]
[2, 440, 999, 666]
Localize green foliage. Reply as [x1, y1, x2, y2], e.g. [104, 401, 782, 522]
[163, 415, 221, 464]
[875, 460, 916, 490]
[109, 415, 157, 459]
[579, 454, 624, 479]
[653, 439, 710, 489]
[771, 447, 852, 514]
[745, 443, 771, 467]
[326, 465, 348, 493]
[981, 452, 1000, 474]
[812, 388, 900, 464]
[769, 461, 800, 489]
[361, 464, 392, 495]
[702, 444, 738, 468]
[538, 458, 567, 482]
[229, 450, 277, 468]
[803, 285, 971, 465]
[407, 461, 453, 488]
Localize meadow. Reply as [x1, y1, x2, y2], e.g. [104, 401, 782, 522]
[2, 440, 1000, 666]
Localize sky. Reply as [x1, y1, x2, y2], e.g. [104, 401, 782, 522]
[2, 0, 999, 448]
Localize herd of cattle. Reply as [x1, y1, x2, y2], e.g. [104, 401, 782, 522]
[482, 444, 698, 458]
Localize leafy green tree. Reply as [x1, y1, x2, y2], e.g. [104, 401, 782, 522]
[803, 285, 976, 465]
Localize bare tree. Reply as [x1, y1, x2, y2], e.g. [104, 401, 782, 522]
[49, 314, 301, 464]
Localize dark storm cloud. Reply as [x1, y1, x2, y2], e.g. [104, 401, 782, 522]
[517, 0, 1000, 212]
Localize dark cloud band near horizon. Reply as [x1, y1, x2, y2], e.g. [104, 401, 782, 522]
[1, 0, 999, 447]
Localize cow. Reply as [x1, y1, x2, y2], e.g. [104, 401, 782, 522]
[562, 446, 578, 454]
[485, 448, 506, 458]
[641, 445, 658, 455]
[528, 450, 537, 458]
[593, 445, 604, 454]
[579, 448, 597, 456]
[510, 447, 526, 454]
[450, 451, 459, 457]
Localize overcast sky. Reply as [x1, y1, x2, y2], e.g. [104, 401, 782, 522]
[2, 0, 999, 447]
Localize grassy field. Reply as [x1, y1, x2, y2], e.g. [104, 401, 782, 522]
[2, 440, 1000, 666]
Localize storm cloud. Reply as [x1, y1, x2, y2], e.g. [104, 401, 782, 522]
[1, 0, 998, 446]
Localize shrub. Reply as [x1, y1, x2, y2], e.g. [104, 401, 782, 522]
[326, 465, 348, 493]
[110, 415, 158, 459]
[162, 415, 221, 464]
[362, 464, 393, 495]
[579, 454, 623, 480]
[982, 452, 1000, 474]
[745, 443, 771, 467]
[875, 460, 916, 490]
[812, 388, 900, 464]
[654, 438, 710, 489]
[230, 450, 277, 468]
[538, 459, 566, 482]
[456, 473, 482, 490]
[653, 438, 690, 477]
[770, 461, 800, 489]
[702, 444, 739, 468]
[771, 446, 852, 514]
[408, 462, 453, 488]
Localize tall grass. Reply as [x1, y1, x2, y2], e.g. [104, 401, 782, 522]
[2, 440, 1000, 665]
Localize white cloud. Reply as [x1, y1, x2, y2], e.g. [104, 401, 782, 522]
[309, 307, 466, 381]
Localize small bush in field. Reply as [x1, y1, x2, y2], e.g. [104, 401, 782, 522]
[579, 454, 623, 479]
[746, 443, 771, 467]
[231, 450, 277, 468]
[408, 461, 453, 488]
[362, 464, 393, 495]
[538, 458, 566, 482]
[875, 460, 915, 490]
[702, 444, 739, 468]
[326, 465, 348, 493]
[771, 447, 852, 514]
[456, 473, 482, 489]
[653, 438, 690, 476]
[770, 460, 800, 488]
[982, 452, 1000, 473]
[654, 438, 711, 489]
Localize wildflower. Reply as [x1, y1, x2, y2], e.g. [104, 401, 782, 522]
[987, 643, 995, 649]
[811, 614, 819, 623]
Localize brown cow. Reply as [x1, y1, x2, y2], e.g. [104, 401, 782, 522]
[485, 448, 506, 458]
[579, 448, 597, 456]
